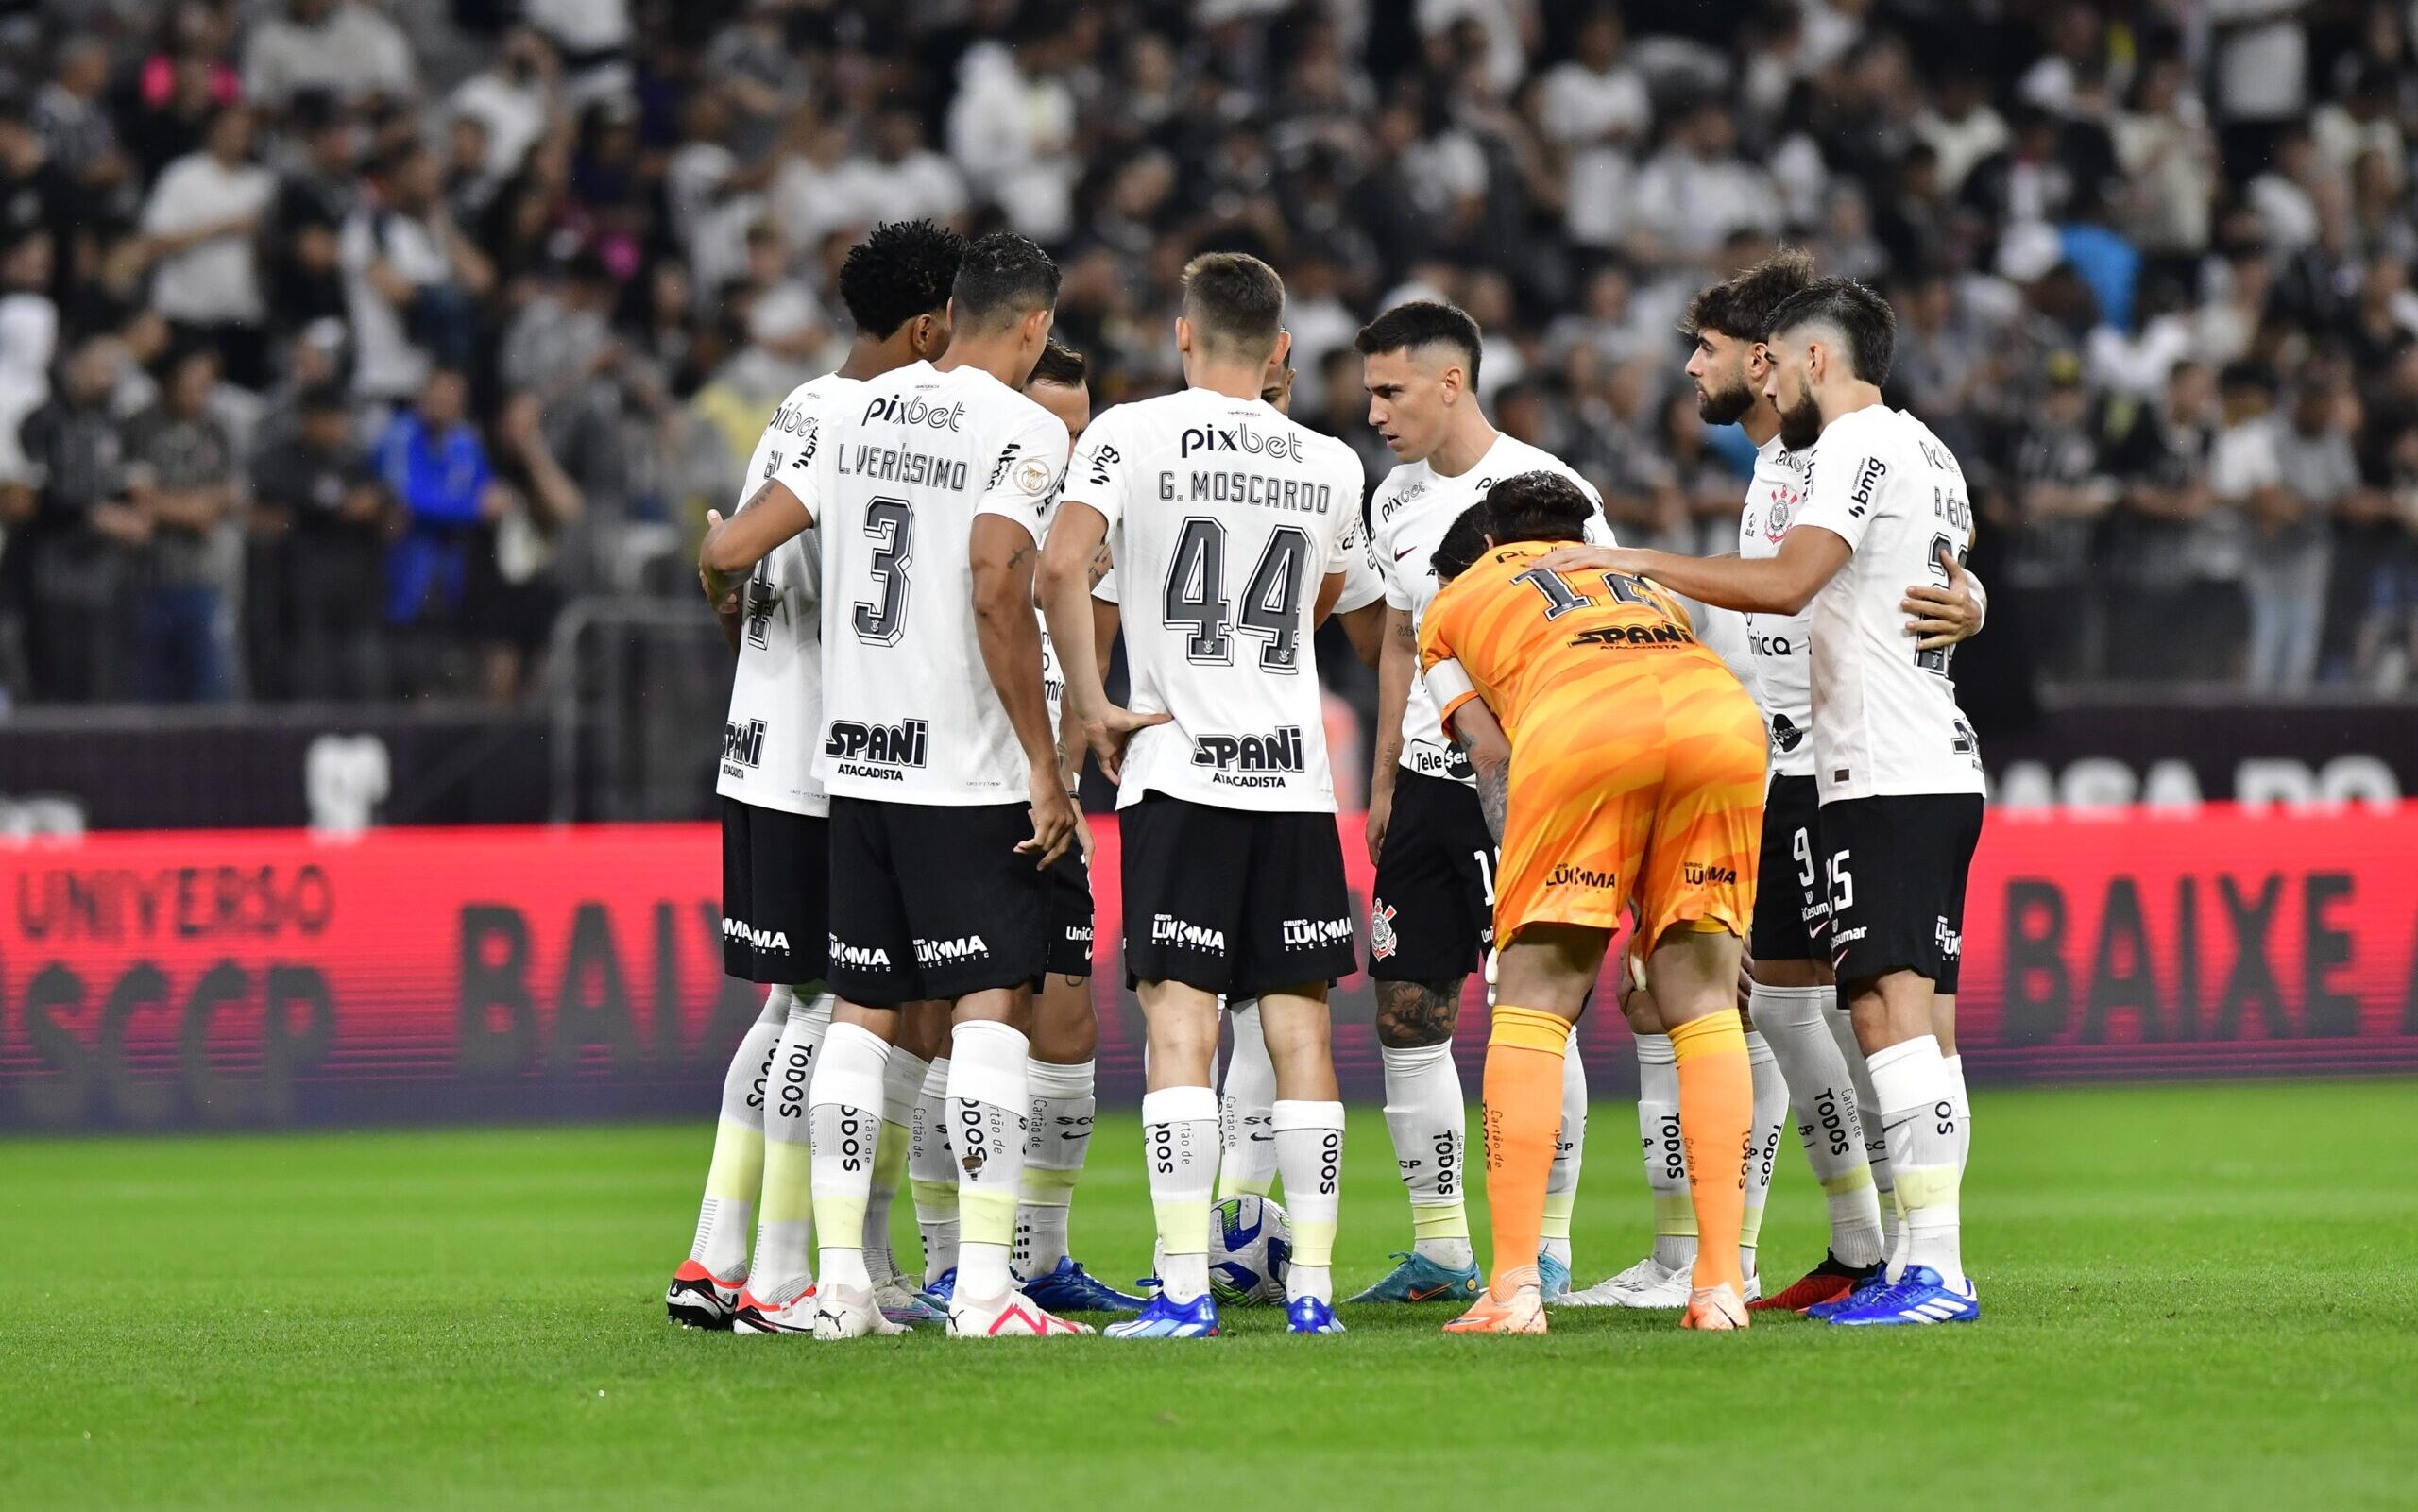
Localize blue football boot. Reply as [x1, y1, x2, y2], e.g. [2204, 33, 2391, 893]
[915, 1266, 957, 1312]
[1538, 1249, 1573, 1304]
[1347, 1250, 1482, 1304]
[1823, 1266, 1981, 1327]
[1103, 1291, 1221, 1339]
[1286, 1296, 1347, 1334]
[1021, 1256, 1149, 1315]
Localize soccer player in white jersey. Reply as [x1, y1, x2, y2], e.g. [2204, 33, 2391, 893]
[1351, 300, 1604, 1306]
[1040, 252, 1364, 1339]
[665, 219, 962, 1333]
[1088, 346, 1387, 1208]
[1537, 277, 1987, 1326]
[698, 232, 1088, 1341]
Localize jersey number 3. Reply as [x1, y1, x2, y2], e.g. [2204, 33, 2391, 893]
[853, 496, 912, 646]
[1163, 517, 1311, 671]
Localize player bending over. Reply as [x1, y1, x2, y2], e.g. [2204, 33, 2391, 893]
[1354, 301, 1608, 1306]
[699, 232, 1087, 1340]
[1534, 277, 1984, 1327]
[667, 219, 962, 1333]
[1040, 253, 1364, 1338]
[1421, 472, 1768, 1335]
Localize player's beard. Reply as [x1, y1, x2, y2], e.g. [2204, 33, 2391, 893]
[1778, 385, 1825, 450]
[1696, 375, 1754, 426]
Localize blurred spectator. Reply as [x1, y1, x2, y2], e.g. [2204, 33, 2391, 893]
[251, 381, 384, 700]
[451, 28, 559, 180]
[341, 141, 494, 405]
[2001, 355, 2118, 679]
[1627, 101, 1781, 270]
[2101, 360, 2225, 680]
[124, 347, 240, 702]
[946, 29, 1080, 243]
[377, 365, 496, 684]
[141, 106, 276, 388]
[6, 339, 146, 701]
[241, 0, 416, 111]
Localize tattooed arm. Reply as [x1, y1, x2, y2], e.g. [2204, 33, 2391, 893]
[1447, 696, 1514, 844]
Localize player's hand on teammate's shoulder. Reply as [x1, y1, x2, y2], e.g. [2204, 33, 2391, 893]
[1899, 543, 1984, 651]
[1532, 543, 1642, 578]
[1018, 766, 1078, 870]
[1076, 701, 1170, 785]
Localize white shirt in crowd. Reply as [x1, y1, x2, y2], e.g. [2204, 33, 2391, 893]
[142, 151, 278, 325]
[241, 2, 416, 107]
[339, 207, 453, 400]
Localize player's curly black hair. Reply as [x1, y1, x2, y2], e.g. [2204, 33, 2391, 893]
[1429, 470, 1594, 582]
[837, 220, 966, 340]
[1683, 246, 1817, 344]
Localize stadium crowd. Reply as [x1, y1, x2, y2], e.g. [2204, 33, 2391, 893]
[2, 0, 2417, 708]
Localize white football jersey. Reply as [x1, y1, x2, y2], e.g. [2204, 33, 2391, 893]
[1370, 433, 1610, 784]
[716, 372, 860, 816]
[785, 360, 1068, 806]
[1791, 405, 1984, 803]
[1064, 388, 1362, 813]
[1739, 434, 1816, 779]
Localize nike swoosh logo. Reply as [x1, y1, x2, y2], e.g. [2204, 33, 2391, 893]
[1394, 546, 1417, 560]
[1405, 1283, 1460, 1301]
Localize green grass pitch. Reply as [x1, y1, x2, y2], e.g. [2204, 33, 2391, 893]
[4, 1082, 2414, 1510]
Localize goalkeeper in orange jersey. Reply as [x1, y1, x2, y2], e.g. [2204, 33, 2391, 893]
[1418, 471, 1768, 1334]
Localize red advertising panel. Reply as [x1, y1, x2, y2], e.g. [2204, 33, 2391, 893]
[4, 806, 2413, 1130]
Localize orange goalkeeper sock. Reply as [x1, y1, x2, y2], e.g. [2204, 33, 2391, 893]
[1481, 1006, 1571, 1300]
[1670, 1010, 1752, 1296]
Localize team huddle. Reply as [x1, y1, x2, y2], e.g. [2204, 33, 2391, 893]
[666, 217, 1991, 1339]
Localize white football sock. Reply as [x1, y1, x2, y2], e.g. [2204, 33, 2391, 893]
[1742, 1030, 1788, 1282]
[807, 1019, 889, 1296]
[1750, 982, 1884, 1268]
[1274, 1099, 1346, 1304]
[1018, 1057, 1095, 1278]
[1543, 1028, 1585, 1269]
[1944, 1052, 1971, 1176]
[1826, 994, 1897, 1255]
[945, 1021, 1030, 1303]
[1866, 1035, 1963, 1288]
[749, 990, 831, 1306]
[688, 986, 789, 1281]
[864, 1044, 926, 1287]
[1142, 1084, 1219, 1304]
[1380, 1039, 1471, 1269]
[1218, 1000, 1279, 1198]
[1636, 1033, 1696, 1272]
[910, 1055, 959, 1278]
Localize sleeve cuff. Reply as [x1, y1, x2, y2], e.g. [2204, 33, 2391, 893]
[1425, 655, 1476, 714]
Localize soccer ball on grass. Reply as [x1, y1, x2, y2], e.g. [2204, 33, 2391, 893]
[1207, 1194, 1290, 1305]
